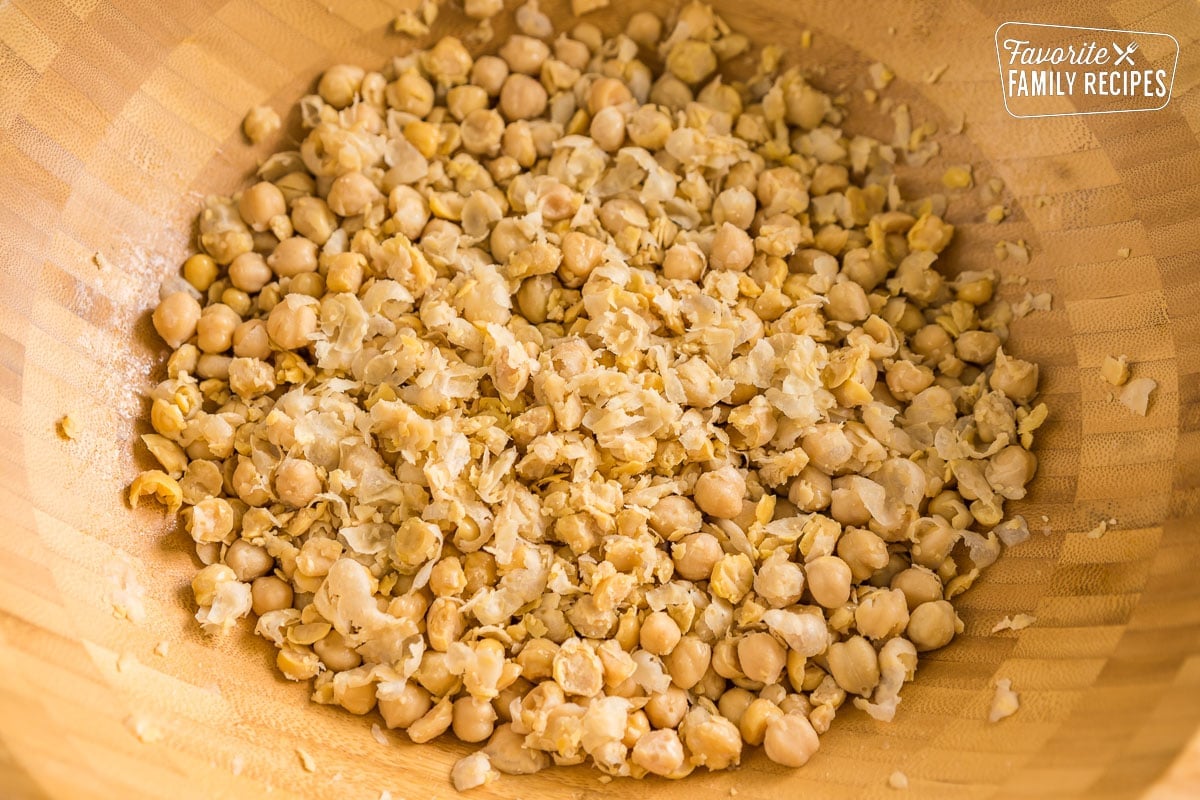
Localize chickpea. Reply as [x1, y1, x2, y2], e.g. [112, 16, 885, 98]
[627, 104, 673, 150]
[631, 729, 685, 776]
[589, 106, 626, 152]
[225, 539, 273, 581]
[326, 171, 381, 217]
[325, 252, 365, 295]
[152, 291, 202, 349]
[694, 465, 746, 519]
[763, 712, 820, 768]
[681, 711, 742, 770]
[548, 37, 586, 72]
[232, 319, 271, 360]
[625, 11, 663, 48]
[501, 121, 537, 167]
[640, 611, 683, 656]
[717, 686, 755, 726]
[196, 353, 231, 380]
[288, 271, 324, 299]
[826, 281, 871, 323]
[386, 70, 435, 117]
[268, 236, 318, 278]
[587, 77, 633, 115]
[196, 303, 241, 354]
[291, 197, 337, 245]
[274, 457, 321, 507]
[379, 682, 433, 730]
[956, 330, 1002, 365]
[788, 465, 833, 512]
[389, 186, 431, 241]
[250, 574, 293, 617]
[227, 252, 270, 294]
[238, 181, 287, 232]
[886, 360, 936, 401]
[713, 186, 757, 230]
[558, 230, 605, 288]
[989, 349, 1039, 403]
[712, 637, 742, 680]
[429, 557, 467, 598]
[830, 633, 878, 695]
[445, 84, 489, 122]
[803, 424, 853, 474]
[649, 74, 693, 112]
[452, 696, 497, 743]
[666, 40, 717, 85]
[837, 528, 889, 582]
[460, 108, 505, 156]
[499, 74, 548, 121]
[739, 698, 783, 747]
[650, 495, 702, 540]
[891, 566, 944, 610]
[662, 242, 705, 281]
[671, 532, 723, 581]
[911, 323, 954, 364]
[516, 274, 555, 324]
[183, 253, 219, 292]
[709, 222, 755, 271]
[855, 588, 910, 641]
[471, 55, 510, 96]
[806, 555, 853, 608]
[314, 630, 362, 672]
[986, 445, 1037, 497]
[500, 35, 550, 75]
[645, 685, 689, 729]
[907, 600, 961, 652]
[664, 635, 711, 690]
[266, 294, 317, 350]
[738, 632, 786, 685]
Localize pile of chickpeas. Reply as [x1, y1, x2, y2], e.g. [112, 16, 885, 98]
[134, 1, 1047, 790]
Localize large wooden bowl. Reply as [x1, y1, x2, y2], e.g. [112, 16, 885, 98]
[2, 1, 1198, 797]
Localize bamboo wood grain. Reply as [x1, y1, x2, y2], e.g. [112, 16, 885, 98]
[1, 0, 1199, 798]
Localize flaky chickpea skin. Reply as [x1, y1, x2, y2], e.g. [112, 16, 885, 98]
[694, 465, 746, 519]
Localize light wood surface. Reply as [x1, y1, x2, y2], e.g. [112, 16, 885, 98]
[1, 1, 1199, 798]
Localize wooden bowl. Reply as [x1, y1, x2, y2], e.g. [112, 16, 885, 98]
[1, 1, 1198, 798]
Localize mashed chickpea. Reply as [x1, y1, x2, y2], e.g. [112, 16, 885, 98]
[136, 1, 1046, 788]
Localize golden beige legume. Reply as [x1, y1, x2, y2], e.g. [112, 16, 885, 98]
[136, 2, 1048, 786]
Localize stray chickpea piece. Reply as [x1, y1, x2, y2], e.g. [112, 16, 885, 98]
[243, 105, 280, 143]
[137, 1, 1049, 787]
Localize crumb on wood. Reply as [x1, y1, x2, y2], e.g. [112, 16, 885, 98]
[58, 414, 81, 440]
[988, 679, 1019, 722]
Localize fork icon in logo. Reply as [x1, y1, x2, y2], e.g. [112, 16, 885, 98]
[1113, 41, 1138, 66]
